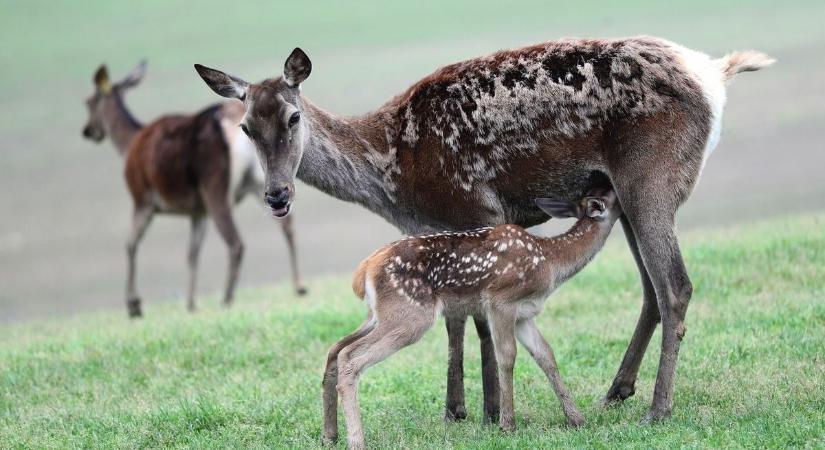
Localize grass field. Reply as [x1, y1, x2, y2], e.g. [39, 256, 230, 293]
[2, 214, 823, 448]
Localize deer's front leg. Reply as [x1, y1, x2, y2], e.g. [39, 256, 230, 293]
[474, 315, 500, 424]
[444, 315, 467, 421]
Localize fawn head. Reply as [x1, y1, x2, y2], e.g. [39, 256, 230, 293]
[535, 189, 620, 221]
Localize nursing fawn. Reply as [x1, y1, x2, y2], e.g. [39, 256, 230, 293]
[323, 189, 621, 448]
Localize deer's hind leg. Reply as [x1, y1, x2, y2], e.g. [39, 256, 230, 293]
[125, 204, 154, 318]
[604, 214, 660, 404]
[336, 300, 436, 449]
[322, 312, 376, 445]
[277, 214, 307, 296]
[186, 214, 207, 312]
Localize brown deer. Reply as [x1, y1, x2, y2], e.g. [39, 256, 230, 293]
[82, 61, 306, 318]
[324, 189, 620, 448]
[195, 37, 773, 422]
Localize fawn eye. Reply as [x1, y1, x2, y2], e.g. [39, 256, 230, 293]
[288, 111, 300, 128]
[240, 124, 250, 136]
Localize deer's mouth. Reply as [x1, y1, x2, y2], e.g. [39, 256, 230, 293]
[270, 204, 290, 217]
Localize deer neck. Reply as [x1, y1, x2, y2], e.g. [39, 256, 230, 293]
[540, 216, 616, 284]
[103, 92, 142, 156]
[299, 98, 398, 215]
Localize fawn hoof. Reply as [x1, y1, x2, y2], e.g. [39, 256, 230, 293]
[444, 404, 467, 422]
[127, 297, 143, 318]
[641, 407, 672, 424]
[603, 382, 635, 406]
[296, 286, 308, 296]
[566, 411, 586, 428]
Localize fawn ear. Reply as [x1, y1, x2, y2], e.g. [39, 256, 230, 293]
[117, 60, 147, 90]
[94, 64, 112, 94]
[194, 64, 249, 100]
[283, 47, 312, 87]
[585, 198, 607, 218]
[535, 198, 581, 218]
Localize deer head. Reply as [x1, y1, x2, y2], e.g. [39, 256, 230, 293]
[534, 189, 620, 221]
[82, 61, 146, 143]
[194, 48, 312, 217]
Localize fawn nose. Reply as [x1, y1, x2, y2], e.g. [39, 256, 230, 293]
[82, 126, 93, 138]
[264, 187, 291, 215]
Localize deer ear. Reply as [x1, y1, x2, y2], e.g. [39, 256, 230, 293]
[283, 47, 312, 87]
[535, 198, 581, 218]
[194, 64, 249, 100]
[94, 64, 112, 94]
[118, 60, 147, 90]
[585, 198, 607, 218]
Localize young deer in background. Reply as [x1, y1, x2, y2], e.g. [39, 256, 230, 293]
[82, 62, 306, 318]
[323, 189, 621, 449]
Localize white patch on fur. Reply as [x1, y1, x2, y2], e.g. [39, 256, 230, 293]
[364, 272, 378, 317]
[221, 115, 262, 200]
[671, 44, 727, 176]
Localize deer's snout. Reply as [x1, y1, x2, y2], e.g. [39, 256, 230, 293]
[264, 187, 292, 217]
[82, 125, 104, 142]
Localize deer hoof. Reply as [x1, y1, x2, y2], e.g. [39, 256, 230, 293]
[296, 286, 308, 296]
[641, 407, 672, 424]
[566, 412, 586, 428]
[444, 404, 467, 422]
[603, 383, 635, 406]
[127, 297, 143, 318]
[320, 433, 337, 446]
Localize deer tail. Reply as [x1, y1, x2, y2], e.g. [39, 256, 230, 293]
[716, 50, 775, 81]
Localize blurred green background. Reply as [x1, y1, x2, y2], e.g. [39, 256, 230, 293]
[1, 0, 823, 321]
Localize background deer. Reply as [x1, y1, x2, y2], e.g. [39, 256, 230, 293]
[82, 61, 306, 318]
[323, 189, 620, 448]
[195, 37, 773, 422]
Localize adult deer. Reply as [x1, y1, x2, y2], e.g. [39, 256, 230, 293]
[82, 61, 306, 318]
[195, 37, 772, 422]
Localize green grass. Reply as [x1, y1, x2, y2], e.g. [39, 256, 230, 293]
[2, 215, 824, 448]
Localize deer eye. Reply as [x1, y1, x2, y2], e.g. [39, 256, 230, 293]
[288, 111, 301, 128]
[240, 124, 250, 136]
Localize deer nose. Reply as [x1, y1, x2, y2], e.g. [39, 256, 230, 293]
[82, 126, 93, 138]
[264, 188, 291, 210]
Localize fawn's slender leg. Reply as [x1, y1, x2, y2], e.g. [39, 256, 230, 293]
[186, 214, 207, 312]
[515, 319, 584, 427]
[337, 306, 435, 449]
[322, 313, 375, 445]
[486, 307, 517, 431]
[125, 205, 153, 318]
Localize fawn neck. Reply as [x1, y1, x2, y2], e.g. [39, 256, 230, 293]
[103, 92, 142, 155]
[299, 99, 397, 214]
[540, 216, 616, 283]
